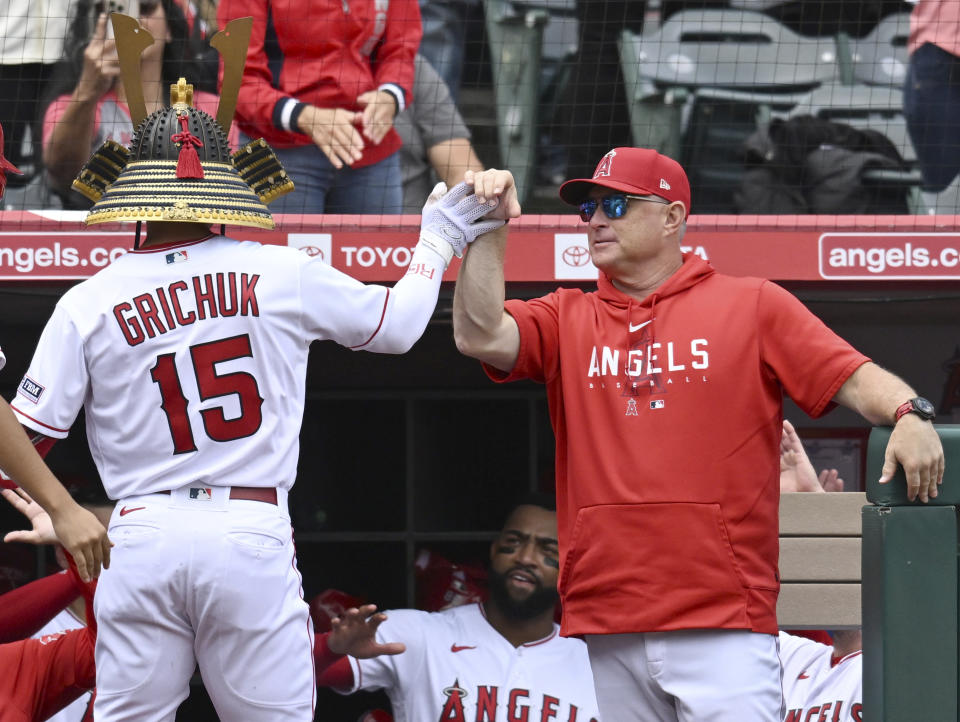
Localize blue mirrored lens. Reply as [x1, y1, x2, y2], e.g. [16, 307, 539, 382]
[579, 199, 598, 222]
[601, 194, 629, 219]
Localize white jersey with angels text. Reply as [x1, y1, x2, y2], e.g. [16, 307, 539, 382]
[346, 603, 600, 722]
[10, 235, 403, 499]
[779, 631, 862, 722]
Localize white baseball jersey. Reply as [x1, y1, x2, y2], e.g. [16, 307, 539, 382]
[33, 608, 93, 721]
[10, 235, 443, 499]
[779, 632, 863, 722]
[345, 603, 601, 722]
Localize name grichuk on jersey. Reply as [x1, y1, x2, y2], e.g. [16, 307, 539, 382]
[344, 603, 600, 722]
[779, 632, 863, 722]
[9, 235, 421, 499]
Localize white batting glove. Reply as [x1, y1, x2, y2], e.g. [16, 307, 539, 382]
[418, 181, 506, 268]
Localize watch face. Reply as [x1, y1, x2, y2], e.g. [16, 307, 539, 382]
[915, 397, 936, 417]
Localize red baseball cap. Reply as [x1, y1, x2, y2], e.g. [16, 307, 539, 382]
[0, 123, 23, 199]
[559, 147, 690, 219]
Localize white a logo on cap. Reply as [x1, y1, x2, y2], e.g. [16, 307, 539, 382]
[660, 178, 671, 190]
[593, 150, 616, 178]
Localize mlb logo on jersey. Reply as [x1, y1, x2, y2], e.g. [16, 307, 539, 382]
[166, 250, 189, 264]
[650, 399, 665, 409]
[18, 376, 44, 404]
[189, 487, 213, 500]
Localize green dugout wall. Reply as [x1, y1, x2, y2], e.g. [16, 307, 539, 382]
[863, 425, 960, 721]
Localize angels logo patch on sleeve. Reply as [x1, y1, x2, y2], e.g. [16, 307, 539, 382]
[18, 376, 44, 404]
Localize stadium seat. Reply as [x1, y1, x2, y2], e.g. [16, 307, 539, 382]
[782, 83, 926, 212]
[619, 9, 839, 212]
[849, 12, 912, 87]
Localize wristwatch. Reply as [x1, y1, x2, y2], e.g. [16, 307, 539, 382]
[894, 397, 936, 423]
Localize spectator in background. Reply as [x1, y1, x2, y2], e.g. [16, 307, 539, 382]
[396, 54, 484, 214]
[903, 0, 960, 193]
[217, 0, 421, 215]
[417, 0, 479, 102]
[558, 1, 644, 181]
[41, 0, 222, 206]
[0, 0, 72, 188]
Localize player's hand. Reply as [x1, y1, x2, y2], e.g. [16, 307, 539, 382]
[356, 90, 397, 145]
[465, 168, 522, 221]
[779, 420, 825, 493]
[2, 486, 57, 544]
[818, 468, 844, 493]
[878, 414, 944, 503]
[297, 105, 365, 169]
[418, 181, 507, 267]
[75, 13, 121, 103]
[2, 487, 112, 581]
[328, 604, 406, 659]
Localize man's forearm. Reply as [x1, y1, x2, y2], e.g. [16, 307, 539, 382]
[833, 361, 918, 425]
[452, 229, 518, 371]
[0, 402, 72, 514]
[429, 138, 484, 190]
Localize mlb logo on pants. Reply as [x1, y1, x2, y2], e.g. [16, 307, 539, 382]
[189, 487, 213, 500]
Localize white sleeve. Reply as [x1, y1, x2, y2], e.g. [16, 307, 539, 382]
[343, 609, 428, 694]
[778, 631, 830, 677]
[299, 241, 445, 354]
[9, 303, 88, 438]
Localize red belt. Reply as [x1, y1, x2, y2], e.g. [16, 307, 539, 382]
[158, 487, 278, 505]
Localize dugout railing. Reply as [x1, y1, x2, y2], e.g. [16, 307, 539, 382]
[863, 425, 960, 722]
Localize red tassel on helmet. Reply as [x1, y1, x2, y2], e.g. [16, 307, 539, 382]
[171, 114, 204, 179]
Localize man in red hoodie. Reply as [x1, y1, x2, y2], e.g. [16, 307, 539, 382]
[451, 150, 944, 721]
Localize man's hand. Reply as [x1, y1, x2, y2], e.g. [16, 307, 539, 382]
[357, 90, 397, 145]
[2, 487, 56, 544]
[464, 169, 522, 221]
[327, 604, 406, 659]
[2, 487, 112, 582]
[878, 414, 944, 503]
[779, 420, 844, 493]
[297, 105, 365, 169]
[418, 181, 507, 267]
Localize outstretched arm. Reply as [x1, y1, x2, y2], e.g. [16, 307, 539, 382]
[0, 403, 111, 581]
[361, 181, 506, 354]
[833, 362, 944, 502]
[452, 169, 523, 373]
[314, 604, 405, 689]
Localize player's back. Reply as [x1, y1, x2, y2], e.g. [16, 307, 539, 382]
[14, 235, 384, 499]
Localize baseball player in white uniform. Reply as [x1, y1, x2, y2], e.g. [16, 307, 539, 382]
[7, 16, 505, 721]
[321, 495, 601, 722]
[779, 631, 863, 722]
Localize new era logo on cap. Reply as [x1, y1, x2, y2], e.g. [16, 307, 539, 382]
[660, 179, 671, 190]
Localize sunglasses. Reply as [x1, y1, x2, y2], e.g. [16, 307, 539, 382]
[578, 193, 669, 222]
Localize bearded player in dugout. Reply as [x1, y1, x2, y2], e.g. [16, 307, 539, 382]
[452, 153, 944, 721]
[5, 13, 505, 722]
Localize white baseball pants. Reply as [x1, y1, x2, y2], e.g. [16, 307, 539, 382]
[585, 629, 784, 721]
[93, 487, 315, 721]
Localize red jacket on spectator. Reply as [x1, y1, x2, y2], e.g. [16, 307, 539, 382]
[217, 0, 421, 167]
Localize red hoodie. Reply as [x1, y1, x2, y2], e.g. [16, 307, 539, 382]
[485, 254, 868, 637]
